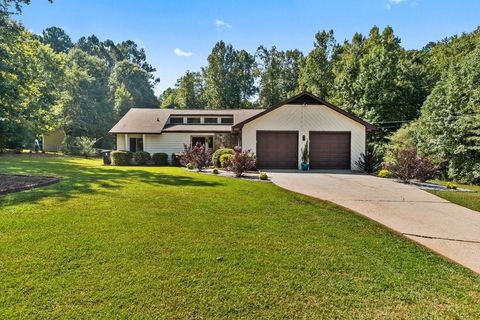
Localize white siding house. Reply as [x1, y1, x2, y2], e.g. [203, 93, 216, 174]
[109, 92, 374, 170]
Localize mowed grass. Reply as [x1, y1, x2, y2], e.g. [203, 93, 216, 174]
[428, 180, 480, 212]
[0, 156, 479, 319]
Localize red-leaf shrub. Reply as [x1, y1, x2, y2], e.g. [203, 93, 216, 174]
[385, 148, 438, 183]
[415, 155, 439, 182]
[178, 142, 212, 172]
[225, 146, 256, 177]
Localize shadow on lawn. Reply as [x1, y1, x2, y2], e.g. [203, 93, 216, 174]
[0, 157, 224, 208]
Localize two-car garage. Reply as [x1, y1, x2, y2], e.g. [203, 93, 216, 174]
[236, 92, 374, 171]
[256, 131, 351, 170]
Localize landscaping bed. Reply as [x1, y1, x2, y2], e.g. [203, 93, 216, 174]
[186, 167, 271, 182]
[0, 174, 59, 195]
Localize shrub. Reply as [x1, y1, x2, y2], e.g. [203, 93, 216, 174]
[301, 140, 309, 164]
[225, 146, 256, 177]
[152, 153, 168, 166]
[219, 153, 232, 168]
[415, 155, 438, 182]
[259, 172, 268, 180]
[355, 145, 383, 174]
[133, 151, 151, 165]
[186, 163, 194, 170]
[212, 168, 219, 174]
[446, 182, 458, 190]
[77, 136, 98, 158]
[377, 169, 391, 178]
[61, 136, 82, 155]
[178, 143, 212, 171]
[212, 148, 234, 167]
[171, 153, 181, 167]
[385, 148, 438, 183]
[111, 150, 133, 166]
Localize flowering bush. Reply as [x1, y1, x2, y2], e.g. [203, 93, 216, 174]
[225, 146, 256, 177]
[377, 169, 391, 178]
[178, 142, 212, 172]
[446, 182, 458, 189]
[385, 148, 438, 183]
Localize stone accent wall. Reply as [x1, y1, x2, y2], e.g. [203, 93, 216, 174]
[213, 133, 237, 150]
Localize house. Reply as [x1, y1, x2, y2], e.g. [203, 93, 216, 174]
[109, 92, 374, 170]
[42, 129, 65, 152]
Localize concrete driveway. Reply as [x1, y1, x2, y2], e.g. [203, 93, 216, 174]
[270, 171, 480, 274]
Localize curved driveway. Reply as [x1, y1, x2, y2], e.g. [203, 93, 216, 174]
[270, 171, 480, 274]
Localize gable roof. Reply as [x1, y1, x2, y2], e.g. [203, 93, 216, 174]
[232, 92, 375, 131]
[109, 108, 264, 134]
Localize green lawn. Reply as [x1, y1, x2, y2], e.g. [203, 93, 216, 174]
[428, 180, 480, 212]
[0, 156, 479, 319]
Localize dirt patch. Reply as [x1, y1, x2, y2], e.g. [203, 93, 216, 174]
[0, 174, 60, 195]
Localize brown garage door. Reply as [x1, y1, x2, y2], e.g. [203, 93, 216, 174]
[309, 132, 351, 169]
[256, 131, 298, 169]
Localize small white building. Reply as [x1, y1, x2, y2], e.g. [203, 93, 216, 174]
[109, 92, 374, 170]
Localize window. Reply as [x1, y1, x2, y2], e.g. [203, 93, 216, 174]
[204, 117, 218, 124]
[220, 117, 233, 124]
[187, 117, 201, 124]
[191, 136, 213, 148]
[169, 117, 184, 124]
[129, 138, 143, 152]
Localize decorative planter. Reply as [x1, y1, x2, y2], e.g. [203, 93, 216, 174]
[301, 162, 310, 171]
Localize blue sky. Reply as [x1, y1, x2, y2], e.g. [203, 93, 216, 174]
[15, 0, 480, 95]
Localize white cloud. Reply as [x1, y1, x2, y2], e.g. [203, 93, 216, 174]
[386, 0, 406, 9]
[174, 48, 193, 57]
[215, 19, 232, 29]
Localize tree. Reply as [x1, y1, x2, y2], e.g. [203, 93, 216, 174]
[114, 84, 134, 119]
[109, 60, 158, 108]
[203, 41, 256, 109]
[158, 87, 178, 108]
[116, 40, 158, 82]
[332, 26, 432, 143]
[175, 71, 204, 109]
[298, 30, 336, 99]
[40, 26, 73, 53]
[414, 45, 480, 183]
[0, 15, 66, 149]
[256, 45, 304, 106]
[60, 48, 114, 146]
[1, 0, 51, 15]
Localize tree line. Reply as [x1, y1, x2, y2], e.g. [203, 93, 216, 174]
[1, 1, 159, 150]
[1, 0, 479, 182]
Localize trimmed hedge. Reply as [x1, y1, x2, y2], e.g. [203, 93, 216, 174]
[219, 153, 232, 168]
[152, 153, 169, 166]
[212, 148, 234, 167]
[111, 150, 133, 166]
[133, 151, 151, 165]
[171, 153, 181, 167]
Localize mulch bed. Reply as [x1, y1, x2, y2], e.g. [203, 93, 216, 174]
[0, 174, 60, 195]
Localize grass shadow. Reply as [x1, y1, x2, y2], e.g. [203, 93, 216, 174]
[0, 156, 224, 208]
